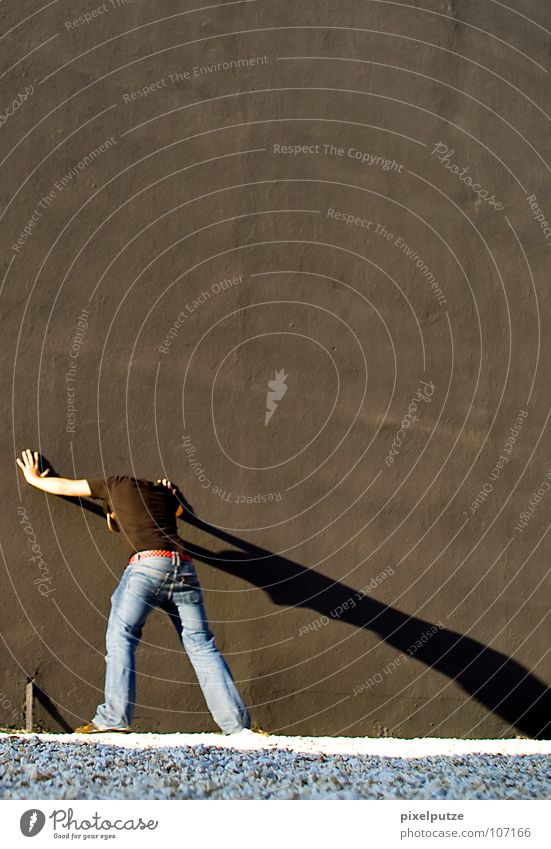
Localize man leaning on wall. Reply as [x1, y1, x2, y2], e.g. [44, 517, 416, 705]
[16, 449, 267, 739]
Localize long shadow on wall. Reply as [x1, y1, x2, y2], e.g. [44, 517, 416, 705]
[61, 485, 549, 739]
[182, 511, 551, 739]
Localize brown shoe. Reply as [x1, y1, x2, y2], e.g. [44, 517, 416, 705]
[250, 723, 271, 737]
[74, 721, 130, 734]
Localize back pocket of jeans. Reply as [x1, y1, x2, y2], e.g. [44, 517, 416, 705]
[180, 586, 202, 604]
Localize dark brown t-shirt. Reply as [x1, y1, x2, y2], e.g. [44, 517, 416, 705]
[87, 475, 190, 558]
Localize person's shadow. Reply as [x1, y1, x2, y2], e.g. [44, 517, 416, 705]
[179, 509, 551, 740]
[40, 452, 548, 740]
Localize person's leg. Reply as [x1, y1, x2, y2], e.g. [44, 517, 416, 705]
[162, 561, 250, 734]
[93, 564, 161, 730]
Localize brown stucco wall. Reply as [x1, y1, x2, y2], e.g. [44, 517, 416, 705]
[1, 0, 550, 737]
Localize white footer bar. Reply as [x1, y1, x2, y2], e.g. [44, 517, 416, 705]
[2, 799, 551, 848]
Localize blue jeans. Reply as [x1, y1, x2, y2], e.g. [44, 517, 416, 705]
[93, 553, 250, 733]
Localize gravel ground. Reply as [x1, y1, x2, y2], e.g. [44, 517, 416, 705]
[1, 732, 550, 800]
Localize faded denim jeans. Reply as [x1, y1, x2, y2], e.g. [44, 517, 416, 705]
[93, 553, 250, 733]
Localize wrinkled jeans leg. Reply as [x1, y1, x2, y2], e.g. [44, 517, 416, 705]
[93, 567, 155, 730]
[165, 578, 250, 734]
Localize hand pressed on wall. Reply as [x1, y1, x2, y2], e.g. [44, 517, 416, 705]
[16, 449, 51, 483]
[15, 449, 91, 497]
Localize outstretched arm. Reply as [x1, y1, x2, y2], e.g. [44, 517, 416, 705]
[16, 450, 92, 497]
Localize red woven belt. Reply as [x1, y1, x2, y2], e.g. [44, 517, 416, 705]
[129, 549, 193, 563]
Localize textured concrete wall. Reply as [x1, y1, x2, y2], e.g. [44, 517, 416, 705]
[1, 0, 550, 737]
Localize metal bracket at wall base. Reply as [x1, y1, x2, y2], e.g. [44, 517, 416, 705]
[25, 680, 33, 733]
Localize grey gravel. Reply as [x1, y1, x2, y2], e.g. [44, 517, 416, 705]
[1, 734, 550, 800]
